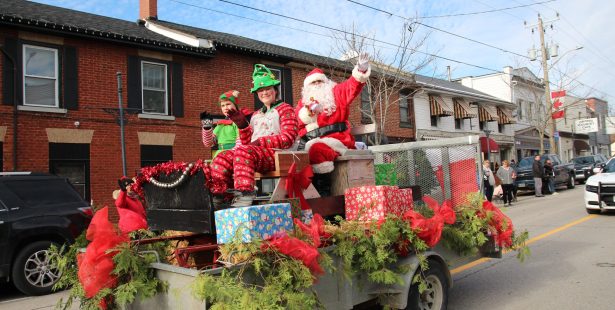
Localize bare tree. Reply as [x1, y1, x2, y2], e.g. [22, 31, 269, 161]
[508, 57, 591, 154]
[328, 22, 435, 145]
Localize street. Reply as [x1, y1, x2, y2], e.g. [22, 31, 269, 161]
[1, 186, 613, 310]
[449, 186, 615, 309]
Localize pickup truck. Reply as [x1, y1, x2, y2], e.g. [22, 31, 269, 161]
[513, 154, 576, 192]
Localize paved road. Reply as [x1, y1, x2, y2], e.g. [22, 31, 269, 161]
[3, 185, 613, 310]
[449, 186, 615, 310]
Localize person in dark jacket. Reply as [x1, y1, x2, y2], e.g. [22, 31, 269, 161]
[532, 155, 544, 197]
[543, 159, 555, 194]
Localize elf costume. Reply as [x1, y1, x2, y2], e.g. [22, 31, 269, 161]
[208, 64, 299, 207]
[201, 90, 244, 158]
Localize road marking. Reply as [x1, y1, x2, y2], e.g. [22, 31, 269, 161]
[450, 214, 598, 275]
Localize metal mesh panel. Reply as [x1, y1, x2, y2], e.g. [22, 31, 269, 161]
[370, 136, 482, 206]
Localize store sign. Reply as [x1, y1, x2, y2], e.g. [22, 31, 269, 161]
[606, 117, 615, 134]
[575, 118, 598, 134]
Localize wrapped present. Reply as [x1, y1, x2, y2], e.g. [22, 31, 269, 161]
[215, 203, 293, 244]
[276, 198, 313, 224]
[344, 186, 413, 221]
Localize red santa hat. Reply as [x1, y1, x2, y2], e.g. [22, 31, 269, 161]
[303, 68, 327, 87]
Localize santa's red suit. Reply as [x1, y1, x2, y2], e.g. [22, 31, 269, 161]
[296, 66, 370, 174]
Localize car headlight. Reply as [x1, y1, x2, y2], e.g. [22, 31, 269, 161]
[585, 184, 599, 193]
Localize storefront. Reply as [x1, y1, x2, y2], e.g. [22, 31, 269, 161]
[514, 127, 551, 160]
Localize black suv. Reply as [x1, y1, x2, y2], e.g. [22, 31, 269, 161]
[0, 172, 91, 295]
[571, 154, 608, 183]
[513, 154, 576, 191]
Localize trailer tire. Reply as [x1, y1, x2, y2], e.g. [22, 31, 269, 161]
[406, 260, 449, 310]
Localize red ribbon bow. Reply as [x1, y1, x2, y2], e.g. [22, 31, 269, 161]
[402, 196, 456, 247]
[285, 162, 314, 211]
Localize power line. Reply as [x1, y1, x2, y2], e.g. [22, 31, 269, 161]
[345, 0, 531, 60]
[346, 0, 555, 19]
[212, 0, 503, 73]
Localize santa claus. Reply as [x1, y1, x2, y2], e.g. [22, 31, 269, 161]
[296, 53, 370, 195]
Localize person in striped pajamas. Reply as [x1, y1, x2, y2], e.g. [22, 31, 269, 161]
[207, 64, 299, 209]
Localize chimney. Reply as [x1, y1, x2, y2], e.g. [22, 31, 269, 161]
[447, 66, 451, 81]
[140, 0, 158, 20]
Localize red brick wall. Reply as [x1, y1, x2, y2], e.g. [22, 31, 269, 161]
[0, 27, 415, 207]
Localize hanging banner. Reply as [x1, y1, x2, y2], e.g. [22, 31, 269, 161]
[575, 118, 599, 133]
[551, 90, 566, 98]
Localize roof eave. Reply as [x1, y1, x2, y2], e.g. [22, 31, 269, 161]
[0, 14, 215, 57]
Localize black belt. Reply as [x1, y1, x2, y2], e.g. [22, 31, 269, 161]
[303, 122, 347, 141]
[297, 122, 347, 151]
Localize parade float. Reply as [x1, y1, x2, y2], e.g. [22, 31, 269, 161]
[52, 136, 528, 310]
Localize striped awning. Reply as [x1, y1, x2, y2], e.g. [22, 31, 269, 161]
[429, 95, 453, 117]
[453, 98, 477, 119]
[478, 105, 499, 122]
[497, 107, 516, 124]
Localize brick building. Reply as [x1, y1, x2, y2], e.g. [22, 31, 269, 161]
[0, 0, 419, 207]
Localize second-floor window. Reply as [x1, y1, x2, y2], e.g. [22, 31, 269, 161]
[498, 123, 504, 133]
[399, 91, 413, 128]
[23, 45, 59, 107]
[127, 56, 183, 117]
[141, 61, 168, 114]
[517, 99, 524, 120]
[361, 88, 373, 124]
[455, 118, 462, 129]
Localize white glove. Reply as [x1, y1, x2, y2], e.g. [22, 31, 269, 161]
[201, 118, 213, 130]
[357, 53, 370, 73]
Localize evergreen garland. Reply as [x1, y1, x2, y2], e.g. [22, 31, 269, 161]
[50, 230, 168, 310]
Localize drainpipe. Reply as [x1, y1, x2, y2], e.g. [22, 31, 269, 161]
[0, 44, 18, 171]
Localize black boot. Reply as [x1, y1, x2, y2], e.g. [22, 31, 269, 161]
[312, 173, 332, 197]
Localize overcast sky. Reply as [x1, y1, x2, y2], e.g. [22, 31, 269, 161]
[32, 0, 615, 104]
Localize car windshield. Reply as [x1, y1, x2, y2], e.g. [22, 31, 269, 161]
[602, 159, 615, 173]
[572, 156, 595, 164]
[518, 156, 546, 168]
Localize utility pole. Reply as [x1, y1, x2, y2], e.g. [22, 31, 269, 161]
[527, 14, 559, 155]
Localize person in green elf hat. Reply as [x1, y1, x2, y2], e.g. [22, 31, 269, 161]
[207, 64, 299, 209]
[201, 90, 250, 159]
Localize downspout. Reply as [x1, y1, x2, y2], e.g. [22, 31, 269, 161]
[0, 44, 18, 171]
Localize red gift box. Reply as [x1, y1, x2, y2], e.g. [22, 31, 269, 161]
[344, 186, 413, 221]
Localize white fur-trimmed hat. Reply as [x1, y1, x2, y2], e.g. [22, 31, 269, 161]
[303, 68, 327, 87]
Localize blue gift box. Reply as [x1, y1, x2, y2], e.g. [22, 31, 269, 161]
[214, 203, 293, 244]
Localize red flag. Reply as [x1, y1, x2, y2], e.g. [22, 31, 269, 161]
[552, 110, 565, 119]
[551, 90, 566, 98]
[553, 99, 563, 109]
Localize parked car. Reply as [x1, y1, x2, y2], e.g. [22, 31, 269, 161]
[570, 154, 608, 183]
[513, 154, 576, 192]
[0, 172, 92, 295]
[584, 157, 615, 214]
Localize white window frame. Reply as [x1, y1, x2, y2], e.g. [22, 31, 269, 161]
[22, 44, 59, 108]
[141, 61, 168, 115]
[268, 67, 283, 101]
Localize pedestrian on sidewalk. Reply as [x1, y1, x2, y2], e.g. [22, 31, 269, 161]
[532, 155, 544, 197]
[544, 159, 556, 194]
[483, 159, 496, 202]
[497, 160, 516, 206]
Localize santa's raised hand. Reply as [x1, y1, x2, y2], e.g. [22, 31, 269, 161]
[357, 52, 370, 73]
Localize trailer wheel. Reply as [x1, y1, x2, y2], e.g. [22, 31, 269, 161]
[406, 260, 449, 310]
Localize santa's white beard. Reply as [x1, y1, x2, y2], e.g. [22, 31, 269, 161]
[302, 79, 337, 116]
